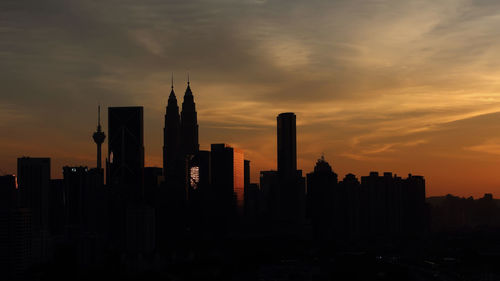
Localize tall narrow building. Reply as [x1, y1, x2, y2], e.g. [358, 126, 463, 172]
[181, 79, 199, 155]
[92, 106, 106, 170]
[163, 81, 181, 179]
[107, 106, 144, 202]
[275, 112, 305, 224]
[277, 112, 297, 178]
[210, 144, 244, 224]
[17, 157, 50, 232]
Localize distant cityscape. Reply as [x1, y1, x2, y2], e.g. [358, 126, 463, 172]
[1, 80, 500, 280]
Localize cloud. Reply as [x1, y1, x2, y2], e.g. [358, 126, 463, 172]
[466, 139, 500, 156]
[2, 0, 500, 196]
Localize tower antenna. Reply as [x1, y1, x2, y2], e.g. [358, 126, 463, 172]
[187, 72, 190, 85]
[171, 72, 174, 89]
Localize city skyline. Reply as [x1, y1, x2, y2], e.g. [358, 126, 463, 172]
[3, 0, 500, 198]
[0, 84, 497, 198]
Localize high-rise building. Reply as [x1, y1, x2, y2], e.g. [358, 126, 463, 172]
[233, 148, 245, 210]
[306, 156, 338, 240]
[277, 113, 296, 178]
[274, 113, 305, 225]
[244, 160, 251, 188]
[107, 106, 144, 202]
[163, 80, 181, 179]
[17, 157, 50, 232]
[210, 144, 244, 220]
[92, 106, 106, 170]
[181, 79, 199, 155]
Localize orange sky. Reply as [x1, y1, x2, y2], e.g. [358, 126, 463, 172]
[2, 0, 500, 198]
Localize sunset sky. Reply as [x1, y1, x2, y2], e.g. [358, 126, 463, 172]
[2, 0, 500, 197]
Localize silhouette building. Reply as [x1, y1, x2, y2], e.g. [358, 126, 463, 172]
[17, 157, 51, 263]
[163, 80, 181, 180]
[277, 113, 297, 178]
[275, 113, 305, 224]
[306, 156, 338, 240]
[210, 144, 244, 225]
[63, 166, 89, 229]
[107, 106, 145, 203]
[181, 79, 199, 156]
[243, 160, 260, 223]
[17, 158, 50, 232]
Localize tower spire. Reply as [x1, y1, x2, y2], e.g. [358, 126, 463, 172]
[181, 73, 199, 154]
[171, 73, 174, 89]
[98, 105, 101, 129]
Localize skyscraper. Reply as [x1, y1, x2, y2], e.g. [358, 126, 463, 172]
[163, 80, 181, 179]
[92, 106, 106, 170]
[277, 113, 297, 178]
[107, 107, 144, 202]
[275, 113, 305, 225]
[181, 79, 199, 155]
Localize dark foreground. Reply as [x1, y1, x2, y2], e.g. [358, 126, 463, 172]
[23, 229, 500, 281]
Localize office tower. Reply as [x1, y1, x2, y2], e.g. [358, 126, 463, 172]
[163, 81, 181, 179]
[306, 156, 338, 240]
[17, 157, 50, 232]
[277, 113, 297, 178]
[402, 174, 426, 235]
[244, 160, 251, 188]
[233, 148, 245, 209]
[92, 106, 106, 170]
[107, 106, 145, 202]
[181, 79, 199, 155]
[275, 113, 305, 225]
[211, 144, 244, 222]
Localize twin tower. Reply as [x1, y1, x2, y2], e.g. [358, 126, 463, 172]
[163, 78, 199, 180]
